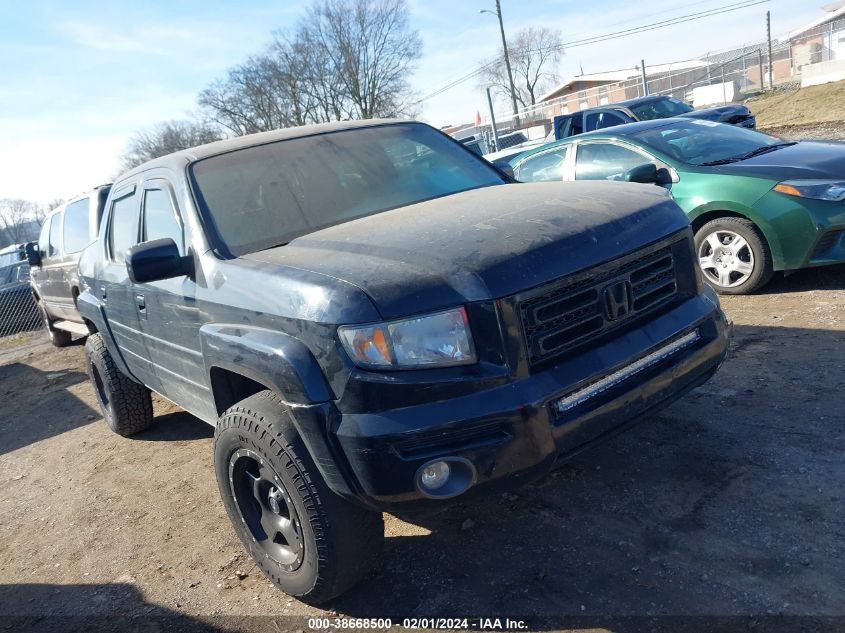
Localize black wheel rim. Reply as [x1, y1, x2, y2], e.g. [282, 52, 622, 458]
[228, 448, 304, 571]
[90, 361, 110, 409]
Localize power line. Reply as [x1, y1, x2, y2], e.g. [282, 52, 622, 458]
[416, 0, 770, 104]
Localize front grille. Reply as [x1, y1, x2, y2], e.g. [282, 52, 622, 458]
[518, 242, 682, 367]
[810, 230, 844, 259]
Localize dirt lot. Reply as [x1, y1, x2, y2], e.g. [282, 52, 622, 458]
[0, 265, 843, 632]
[748, 80, 845, 141]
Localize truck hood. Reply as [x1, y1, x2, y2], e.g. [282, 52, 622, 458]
[681, 104, 752, 124]
[243, 182, 689, 320]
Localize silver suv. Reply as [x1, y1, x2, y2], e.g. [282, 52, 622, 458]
[27, 184, 110, 346]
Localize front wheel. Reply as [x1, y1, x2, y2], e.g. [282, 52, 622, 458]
[213, 390, 383, 604]
[694, 218, 773, 295]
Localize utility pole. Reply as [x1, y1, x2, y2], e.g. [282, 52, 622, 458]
[495, 0, 519, 118]
[482, 1, 519, 119]
[486, 87, 500, 152]
[766, 11, 774, 89]
[640, 59, 649, 96]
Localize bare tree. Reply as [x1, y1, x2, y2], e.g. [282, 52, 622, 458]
[305, 0, 422, 119]
[478, 26, 563, 109]
[198, 0, 421, 135]
[0, 199, 40, 246]
[120, 120, 224, 171]
[199, 55, 305, 135]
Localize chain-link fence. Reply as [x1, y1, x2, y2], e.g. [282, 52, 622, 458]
[0, 260, 43, 342]
[457, 16, 845, 150]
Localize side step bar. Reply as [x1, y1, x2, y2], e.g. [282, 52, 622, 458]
[52, 320, 90, 337]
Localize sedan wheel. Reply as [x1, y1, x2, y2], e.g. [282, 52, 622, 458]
[698, 229, 755, 288]
[694, 217, 773, 295]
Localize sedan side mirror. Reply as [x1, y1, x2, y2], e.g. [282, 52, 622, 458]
[625, 163, 659, 184]
[24, 242, 41, 267]
[126, 238, 191, 284]
[494, 161, 515, 180]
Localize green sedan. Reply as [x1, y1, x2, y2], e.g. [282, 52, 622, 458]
[508, 118, 845, 294]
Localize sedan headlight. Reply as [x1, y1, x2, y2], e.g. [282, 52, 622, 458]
[338, 307, 476, 370]
[774, 180, 845, 202]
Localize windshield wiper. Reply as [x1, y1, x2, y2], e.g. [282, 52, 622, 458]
[732, 142, 797, 160]
[700, 142, 797, 166]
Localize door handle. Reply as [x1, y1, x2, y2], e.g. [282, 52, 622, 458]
[135, 294, 146, 312]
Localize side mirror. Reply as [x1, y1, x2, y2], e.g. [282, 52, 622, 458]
[656, 167, 674, 186]
[625, 163, 659, 184]
[24, 242, 41, 267]
[494, 161, 515, 180]
[126, 238, 191, 284]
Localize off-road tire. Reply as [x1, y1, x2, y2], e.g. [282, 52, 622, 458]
[694, 217, 774, 295]
[84, 333, 154, 436]
[38, 301, 72, 347]
[214, 390, 383, 604]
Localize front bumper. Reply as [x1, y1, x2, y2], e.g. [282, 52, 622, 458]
[753, 191, 845, 270]
[328, 293, 729, 511]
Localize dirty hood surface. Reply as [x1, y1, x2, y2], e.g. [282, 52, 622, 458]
[243, 181, 689, 319]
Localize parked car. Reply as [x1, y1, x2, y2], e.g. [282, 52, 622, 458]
[0, 261, 40, 335]
[77, 119, 728, 603]
[0, 243, 26, 268]
[553, 95, 756, 140]
[509, 118, 845, 294]
[27, 184, 111, 346]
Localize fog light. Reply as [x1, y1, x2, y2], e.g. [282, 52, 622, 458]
[420, 461, 450, 490]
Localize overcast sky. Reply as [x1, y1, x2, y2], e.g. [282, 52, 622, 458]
[0, 0, 822, 204]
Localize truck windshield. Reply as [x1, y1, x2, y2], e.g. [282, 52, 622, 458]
[629, 97, 694, 120]
[190, 123, 506, 257]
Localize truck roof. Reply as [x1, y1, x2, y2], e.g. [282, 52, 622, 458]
[120, 119, 407, 177]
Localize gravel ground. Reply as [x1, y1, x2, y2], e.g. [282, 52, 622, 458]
[762, 121, 845, 141]
[0, 264, 843, 633]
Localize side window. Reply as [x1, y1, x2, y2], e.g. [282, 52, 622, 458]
[142, 188, 184, 255]
[585, 111, 630, 132]
[108, 192, 140, 263]
[62, 198, 91, 254]
[38, 217, 52, 260]
[48, 213, 62, 257]
[569, 116, 584, 136]
[575, 143, 656, 181]
[515, 149, 568, 183]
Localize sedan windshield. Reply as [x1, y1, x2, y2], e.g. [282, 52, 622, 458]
[190, 123, 505, 257]
[631, 120, 783, 166]
[629, 97, 694, 121]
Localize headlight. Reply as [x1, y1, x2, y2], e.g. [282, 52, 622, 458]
[338, 307, 476, 370]
[774, 180, 845, 202]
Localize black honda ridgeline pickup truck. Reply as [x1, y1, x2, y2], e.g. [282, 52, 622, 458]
[77, 120, 728, 603]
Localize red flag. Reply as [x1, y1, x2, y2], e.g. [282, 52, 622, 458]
[475, 110, 482, 126]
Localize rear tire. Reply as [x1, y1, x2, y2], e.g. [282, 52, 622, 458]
[694, 217, 773, 295]
[213, 390, 383, 604]
[38, 301, 72, 347]
[84, 333, 154, 436]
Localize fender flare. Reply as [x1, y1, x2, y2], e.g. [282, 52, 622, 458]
[200, 324, 360, 499]
[199, 324, 333, 406]
[76, 290, 139, 380]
